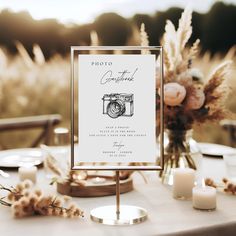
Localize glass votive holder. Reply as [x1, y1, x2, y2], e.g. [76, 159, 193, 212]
[223, 152, 236, 182]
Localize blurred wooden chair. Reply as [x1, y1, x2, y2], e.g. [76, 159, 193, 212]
[220, 119, 236, 147]
[0, 114, 61, 149]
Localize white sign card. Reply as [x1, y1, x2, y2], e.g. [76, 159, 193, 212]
[77, 54, 156, 163]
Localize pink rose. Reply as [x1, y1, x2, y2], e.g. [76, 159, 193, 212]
[186, 88, 205, 110]
[164, 83, 186, 106]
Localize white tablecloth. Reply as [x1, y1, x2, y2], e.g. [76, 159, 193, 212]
[0, 156, 235, 236]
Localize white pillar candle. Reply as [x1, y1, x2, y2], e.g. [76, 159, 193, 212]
[192, 185, 216, 210]
[18, 165, 37, 183]
[172, 168, 195, 199]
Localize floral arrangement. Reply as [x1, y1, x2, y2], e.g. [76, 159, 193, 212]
[141, 8, 232, 130]
[0, 180, 84, 218]
[140, 8, 233, 184]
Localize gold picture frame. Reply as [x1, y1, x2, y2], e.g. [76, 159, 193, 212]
[70, 46, 164, 171]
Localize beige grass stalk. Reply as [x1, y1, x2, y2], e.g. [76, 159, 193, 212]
[90, 30, 99, 54]
[33, 44, 45, 66]
[204, 60, 232, 106]
[177, 7, 192, 54]
[163, 20, 177, 71]
[15, 41, 34, 68]
[0, 48, 7, 70]
[140, 23, 150, 54]
[188, 39, 200, 60]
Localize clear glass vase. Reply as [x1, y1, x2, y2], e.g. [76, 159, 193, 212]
[159, 129, 202, 185]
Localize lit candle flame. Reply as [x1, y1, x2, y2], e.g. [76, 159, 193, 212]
[202, 178, 206, 188]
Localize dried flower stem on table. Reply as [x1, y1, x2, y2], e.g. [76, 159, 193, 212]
[205, 177, 236, 195]
[0, 180, 84, 218]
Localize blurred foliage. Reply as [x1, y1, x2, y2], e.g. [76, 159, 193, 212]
[0, 45, 235, 148]
[94, 13, 132, 45]
[0, 2, 236, 58]
[0, 54, 70, 148]
[0, 1, 236, 148]
[132, 2, 236, 53]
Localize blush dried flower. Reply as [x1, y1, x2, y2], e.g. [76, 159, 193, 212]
[23, 180, 33, 189]
[164, 82, 186, 106]
[185, 87, 205, 110]
[34, 189, 42, 197]
[205, 177, 236, 195]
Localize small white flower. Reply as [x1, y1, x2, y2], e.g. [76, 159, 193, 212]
[189, 68, 204, 83]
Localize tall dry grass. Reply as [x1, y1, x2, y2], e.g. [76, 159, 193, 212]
[0, 44, 70, 148]
[0, 42, 235, 148]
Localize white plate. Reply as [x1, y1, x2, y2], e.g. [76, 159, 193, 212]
[0, 148, 43, 168]
[198, 142, 236, 158]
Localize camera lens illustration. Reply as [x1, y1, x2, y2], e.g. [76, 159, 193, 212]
[102, 93, 134, 119]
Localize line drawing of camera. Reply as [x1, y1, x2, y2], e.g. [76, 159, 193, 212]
[102, 93, 134, 119]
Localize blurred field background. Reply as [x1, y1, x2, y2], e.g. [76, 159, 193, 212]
[0, 1, 236, 148]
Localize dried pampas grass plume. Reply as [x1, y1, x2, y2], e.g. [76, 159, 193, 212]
[163, 7, 193, 74]
[224, 45, 236, 60]
[0, 48, 7, 69]
[163, 20, 177, 70]
[90, 30, 99, 54]
[204, 60, 232, 105]
[188, 39, 200, 60]
[15, 41, 34, 68]
[177, 7, 192, 53]
[33, 44, 45, 66]
[140, 23, 150, 54]
[90, 30, 99, 46]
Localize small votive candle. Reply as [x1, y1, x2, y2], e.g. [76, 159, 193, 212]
[18, 165, 37, 183]
[192, 181, 216, 210]
[172, 168, 195, 200]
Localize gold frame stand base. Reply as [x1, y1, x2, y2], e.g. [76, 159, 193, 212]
[90, 205, 147, 225]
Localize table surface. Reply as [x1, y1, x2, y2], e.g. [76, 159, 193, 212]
[0, 154, 236, 236]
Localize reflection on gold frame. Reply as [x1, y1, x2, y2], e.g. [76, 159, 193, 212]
[70, 46, 164, 170]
